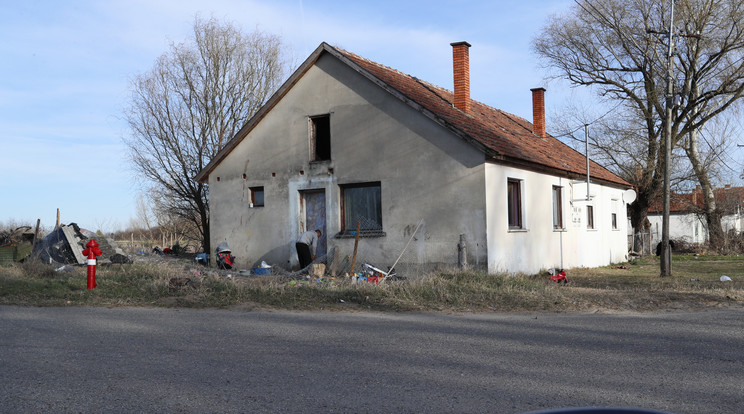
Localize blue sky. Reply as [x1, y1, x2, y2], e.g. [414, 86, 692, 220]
[0, 0, 581, 232]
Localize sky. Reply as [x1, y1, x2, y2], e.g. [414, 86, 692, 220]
[0, 0, 584, 232]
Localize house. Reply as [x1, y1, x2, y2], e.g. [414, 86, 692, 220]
[195, 41, 633, 275]
[647, 186, 744, 246]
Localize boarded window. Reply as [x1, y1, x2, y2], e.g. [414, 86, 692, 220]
[310, 114, 331, 161]
[587, 205, 594, 229]
[508, 179, 523, 229]
[552, 185, 563, 229]
[250, 186, 264, 207]
[341, 182, 382, 234]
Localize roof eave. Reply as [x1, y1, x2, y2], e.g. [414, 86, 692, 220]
[487, 156, 632, 190]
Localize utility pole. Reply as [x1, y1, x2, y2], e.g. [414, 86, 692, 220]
[660, 0, 675, 276]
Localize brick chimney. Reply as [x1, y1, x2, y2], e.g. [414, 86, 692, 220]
[531, 87, 546, 137]
[451, 41, 471, 113]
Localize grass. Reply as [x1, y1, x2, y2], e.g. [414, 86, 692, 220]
[1, 255, 743, 312]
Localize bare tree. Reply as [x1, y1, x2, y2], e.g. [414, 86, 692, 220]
[534, 0, 744, 250]
[124, 16, 288, 253]
[134, 193, 153, 231]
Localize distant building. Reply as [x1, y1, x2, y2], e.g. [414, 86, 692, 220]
[647, 185, 744, 246]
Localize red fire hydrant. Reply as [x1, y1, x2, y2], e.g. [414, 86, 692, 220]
[82, 239, 102, 290]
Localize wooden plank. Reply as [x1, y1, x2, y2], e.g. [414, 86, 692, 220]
[61, 226, 86, 264]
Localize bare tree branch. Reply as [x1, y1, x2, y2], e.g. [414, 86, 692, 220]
[535, 0, 744, 249]
[123, 17, 288, 252]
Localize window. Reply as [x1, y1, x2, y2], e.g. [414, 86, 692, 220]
[611, 213, 618, 230]
[587, 205, 594, 229]
[310, 114, 331, 161]
[508, 179, 523, 229]
[250, 186, 264, 207]
[552, 186, 563, 229]
[341, 182, 382, 234]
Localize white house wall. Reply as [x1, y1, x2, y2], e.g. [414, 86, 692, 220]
[208, 52, 489, 271]
[647, 211, 743, 246]
[485, 164, 629, 274]
[646, 213, 707, 246]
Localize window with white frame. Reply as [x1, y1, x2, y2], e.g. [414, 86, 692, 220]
[587, 205, 595, 229]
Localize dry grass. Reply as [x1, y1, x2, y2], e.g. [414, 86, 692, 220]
[1, 255, 743, 312]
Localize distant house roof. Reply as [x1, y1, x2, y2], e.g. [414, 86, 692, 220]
[649, 186, 744, 214]
[196, 42, 631, 188]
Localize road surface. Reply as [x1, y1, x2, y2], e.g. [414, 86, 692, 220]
[1, 306, 742, 413]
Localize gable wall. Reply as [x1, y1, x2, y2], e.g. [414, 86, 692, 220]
[208, 53, 489, 271]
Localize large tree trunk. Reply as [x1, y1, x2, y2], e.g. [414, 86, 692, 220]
[686, 129, 723, 250]
[684, 77, 725, 251]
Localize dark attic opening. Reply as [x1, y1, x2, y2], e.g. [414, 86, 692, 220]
[310, 114, 331, 161]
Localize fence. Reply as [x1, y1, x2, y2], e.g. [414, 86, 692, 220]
[628, 229, 654, 256]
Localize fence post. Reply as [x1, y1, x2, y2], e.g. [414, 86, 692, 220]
[458, 234, 468, 269]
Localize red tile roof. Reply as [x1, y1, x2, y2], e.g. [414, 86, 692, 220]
[196, 42, 632, 188]
[336, 47, 630, 188]
[649, 187, 744, 214]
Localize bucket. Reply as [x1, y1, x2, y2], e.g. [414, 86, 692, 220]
[253, 267, 271, 276]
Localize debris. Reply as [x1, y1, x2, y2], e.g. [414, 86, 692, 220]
[721, 275, 732, 282]
[110, 253, 132, 264]
[168, 277, 200, 290]
[616, 265, 629, 269]
[253, 267, 270, 275]
[363, 263, 396, 280]
[548, 268, 568, 284]
[33, 224, 87, 265]
[0, 226, 36, 264]
[195, 253, 209, 265]
[215, 242, 235, 270]
[32, 223, 127, 266]
[309, 263, 326, 278]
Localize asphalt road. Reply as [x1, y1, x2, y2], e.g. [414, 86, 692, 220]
[1, 306, 742, 414]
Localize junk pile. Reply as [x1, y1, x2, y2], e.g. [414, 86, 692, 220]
[0, 226, 36, 264]
[215, 241, 235, 270]
[33, 223, 130, 266]
[548, 268, 568, 283]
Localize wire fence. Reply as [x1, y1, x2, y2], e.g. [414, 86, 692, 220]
[629, 229, 654, 256]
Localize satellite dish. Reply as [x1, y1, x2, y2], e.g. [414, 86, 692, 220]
[623, 189, 637, 204]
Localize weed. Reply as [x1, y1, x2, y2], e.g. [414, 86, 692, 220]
[0, 255, 742, 312]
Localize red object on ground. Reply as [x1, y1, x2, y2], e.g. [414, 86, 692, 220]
[82, 239, 102, 289]
[549, 270, 567, 283]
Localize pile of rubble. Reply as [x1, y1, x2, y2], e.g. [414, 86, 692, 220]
[33, 223, 130, 265]
[0, 226, 36, 264]
[1, 223, 130, 266]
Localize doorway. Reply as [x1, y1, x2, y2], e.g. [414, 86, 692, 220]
[300, 190, 326, 257]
